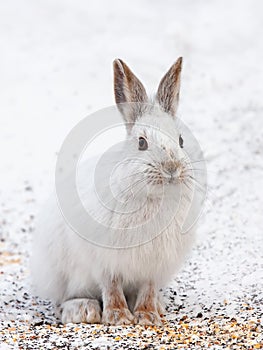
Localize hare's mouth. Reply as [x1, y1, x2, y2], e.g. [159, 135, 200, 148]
[161, 172, 181, 185]
[147, 176, 179, 187]
[167, 177, 176, 185]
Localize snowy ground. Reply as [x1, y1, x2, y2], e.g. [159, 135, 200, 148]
[0, 0, 263, 348]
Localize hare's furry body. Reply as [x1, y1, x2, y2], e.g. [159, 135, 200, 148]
[31, 58, 200, 325]
[32, 182, 194, 303]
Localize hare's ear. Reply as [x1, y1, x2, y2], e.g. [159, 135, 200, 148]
[156, 57, 183, 117]
[113, 59, 148, 133]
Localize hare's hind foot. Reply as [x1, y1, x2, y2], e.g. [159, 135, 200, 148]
[59, 298, 101, 324]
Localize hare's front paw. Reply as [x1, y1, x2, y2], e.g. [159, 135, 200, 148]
[133, 282, 164, 326]
[60, 298, 101, 324]
[134, 310, 162, 326]
[102, 307, 134, 325]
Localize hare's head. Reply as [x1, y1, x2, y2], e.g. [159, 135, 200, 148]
[112, 58, 193, 199]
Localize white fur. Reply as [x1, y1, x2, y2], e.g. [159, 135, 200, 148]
[31, 108, 197, 307]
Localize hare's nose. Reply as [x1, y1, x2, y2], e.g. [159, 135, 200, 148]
[164, 161, 178, 175]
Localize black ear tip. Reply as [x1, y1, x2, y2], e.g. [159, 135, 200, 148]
[177, 57, 183, 65]
[113, 58, 120, 67]
[113, 58, 125, 66]
[113, 59, 125, 74]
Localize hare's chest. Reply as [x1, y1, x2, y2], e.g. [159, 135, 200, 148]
[113, 224, 190, 286]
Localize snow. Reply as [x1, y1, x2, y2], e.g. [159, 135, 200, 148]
[0, 0, 262, 348]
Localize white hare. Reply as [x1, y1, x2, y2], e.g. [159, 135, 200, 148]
[31, 57, 201, 325]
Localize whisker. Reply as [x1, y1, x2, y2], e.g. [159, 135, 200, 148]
[122, 179, 149, 204]
[184, 176, 216, 207]
[183, 176, 209, 200]
[182, 179, 193, 192]
[114, 177, 148, 201]
[120, 170, 146, 181]
[101, 177, 147, 208]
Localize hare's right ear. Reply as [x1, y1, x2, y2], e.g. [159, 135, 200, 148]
[113, 59, 148, 133]
[156, 57, 183, 118]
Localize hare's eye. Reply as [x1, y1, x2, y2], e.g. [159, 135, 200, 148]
[138, 137, 148, 151]
[179, 134, 184, 148]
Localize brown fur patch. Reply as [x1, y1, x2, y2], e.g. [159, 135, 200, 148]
[104, 276, 128, 310]
[102, 276, 134, 325]
[156, 57, 182, 117]
[134, 282, 157, 312]
[113, 59, 148, 132]
[113, 59, 148, 106]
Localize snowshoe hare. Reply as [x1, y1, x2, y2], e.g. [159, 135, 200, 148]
[31, 57, 203, 326]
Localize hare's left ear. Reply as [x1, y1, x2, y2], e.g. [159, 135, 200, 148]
[156, 57, 183, 117]
[113, 59, 148, 133]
